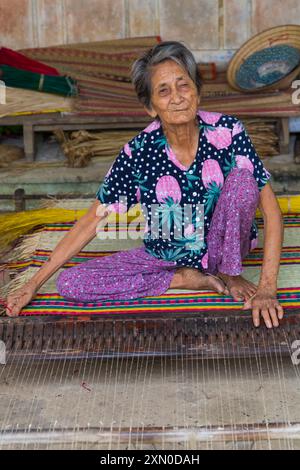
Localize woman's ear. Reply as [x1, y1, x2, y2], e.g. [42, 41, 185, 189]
[144, 105, 158, 119]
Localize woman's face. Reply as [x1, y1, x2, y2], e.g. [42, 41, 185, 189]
[146, 59, 200, 125]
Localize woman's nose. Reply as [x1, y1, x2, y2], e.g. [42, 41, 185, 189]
[170, 88, 183, 103]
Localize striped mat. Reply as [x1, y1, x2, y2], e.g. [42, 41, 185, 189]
[5, 213, 300, 316]
[20, 38, 300, 118]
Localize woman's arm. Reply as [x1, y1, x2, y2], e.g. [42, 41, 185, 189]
[257, 184, 284, 292]
[6, 199, 107, 316]
[30, 200, 106, 290]
[243, 183, 285, 327]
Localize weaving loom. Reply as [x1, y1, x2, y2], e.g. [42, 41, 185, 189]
[0, 197, 300, 449]
[1, 196, 300, 363]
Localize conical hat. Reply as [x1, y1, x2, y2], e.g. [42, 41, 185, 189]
[227, 24, 300, 93]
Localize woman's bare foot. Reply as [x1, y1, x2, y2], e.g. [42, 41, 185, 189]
[216, 271, 257, 301]
[170, 267, 229, 295]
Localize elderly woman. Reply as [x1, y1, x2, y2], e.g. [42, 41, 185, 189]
[6, 41, 284, 328]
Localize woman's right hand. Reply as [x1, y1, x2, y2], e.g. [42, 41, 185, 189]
[5, 280, 38, 317]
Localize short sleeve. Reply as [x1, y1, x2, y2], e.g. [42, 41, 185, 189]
[95, 144, 138, 213]
[230, 118, 272, 192]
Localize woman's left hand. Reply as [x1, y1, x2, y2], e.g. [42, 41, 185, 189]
[242, 287, 284, 328]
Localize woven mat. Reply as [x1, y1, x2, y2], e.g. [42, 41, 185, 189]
[0, 86, 74, 118]
[20, 38, 300, 118]
[20, 37, 160, 118]
[3, 206, 300, 316]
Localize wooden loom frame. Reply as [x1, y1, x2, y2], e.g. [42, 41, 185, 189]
[0, 307, 300, 363]
[1, 309, 300, 448]
[1, 308, 300, 448]
[1, 423, 300, 448]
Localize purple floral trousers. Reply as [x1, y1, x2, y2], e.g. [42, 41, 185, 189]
[56, 168, 260, 302]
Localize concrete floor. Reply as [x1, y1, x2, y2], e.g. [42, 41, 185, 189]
[0, 354, 300, 450]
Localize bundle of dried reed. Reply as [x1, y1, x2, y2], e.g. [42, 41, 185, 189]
[54, 118, 279, 168]
[54, 129, 138, 167]
[243, 119, 280, 157]
[0, 86, 74, 118]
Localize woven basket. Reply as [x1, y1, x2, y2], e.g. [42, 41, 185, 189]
[227, 24, 300, 93]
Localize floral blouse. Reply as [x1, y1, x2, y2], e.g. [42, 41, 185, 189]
[96, 110, 271, 271]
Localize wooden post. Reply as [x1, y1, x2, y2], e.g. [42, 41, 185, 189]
[279, 117, 290, 154]
[14, 188, 26, 212]
[294, 135, 300, 164]
[23, 123, 35, 161]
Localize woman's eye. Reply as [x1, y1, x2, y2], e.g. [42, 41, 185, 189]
[159, 89, 168, 95]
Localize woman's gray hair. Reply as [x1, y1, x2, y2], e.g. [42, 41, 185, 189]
[131, 41, 202, 110]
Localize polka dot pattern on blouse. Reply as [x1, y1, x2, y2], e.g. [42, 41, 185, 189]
[96, 110, 271, 270]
